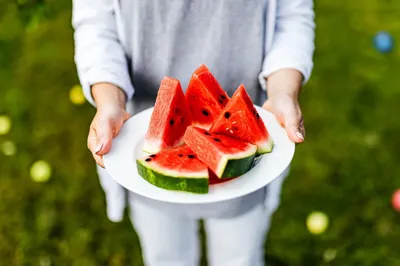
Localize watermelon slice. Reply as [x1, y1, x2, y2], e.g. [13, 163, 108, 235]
[210, 84, 274, 154]
[183, 126, 257, 178]
[143, 76, 193, 154]
[137, 145, 209, 194]
[185, 64, 230, 130]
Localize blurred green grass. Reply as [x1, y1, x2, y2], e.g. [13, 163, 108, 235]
[1, 0, 400, 265]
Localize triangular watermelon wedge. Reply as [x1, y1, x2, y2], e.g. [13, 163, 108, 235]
[209, 84, 274, 154]
[143, 76, 193, 154]
[185, 64, 230, 130]
[184, 126, 257, 178]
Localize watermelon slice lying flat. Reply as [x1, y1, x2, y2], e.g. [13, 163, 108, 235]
[184, 126, 257, 178]
[210, 84, 274, 154]
[185, 64, 230, 130]
[143, 77, 192, 154]
[137, 145, 209, 194]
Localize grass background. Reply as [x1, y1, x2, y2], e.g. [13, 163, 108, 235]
[1, 0, 400, 265]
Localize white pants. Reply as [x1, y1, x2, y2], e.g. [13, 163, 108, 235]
[130, 197, 269, 266]
[98, 165, 289, 266]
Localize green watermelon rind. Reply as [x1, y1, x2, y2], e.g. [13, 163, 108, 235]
[256, 136, 274, 155]
[211, 143, 258, 178]
[220, 153, 257, 178]
[136, 160, 209, 194]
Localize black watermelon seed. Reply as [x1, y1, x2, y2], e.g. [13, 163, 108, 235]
[150, 154, 156, 158]
[213, 138, 221, 142]
[253, 110, 256, 115]
[188, 154, 195, 159]
[204, 132, 211, 136]
[202, 109, 209, 116]
[224, 112, 231, 119]
[145, 158, 152, 162]
[220, 95, 227, 100]
[256, 113, 260, 119]
[178, 154, 183, 157]
[218, 99, 223, 104]
[170, 119, 175, 125]
[232, 126, 239, 131]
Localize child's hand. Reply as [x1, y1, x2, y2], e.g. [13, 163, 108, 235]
[88, 83, 131, 168]
[262, 69, 305, 143]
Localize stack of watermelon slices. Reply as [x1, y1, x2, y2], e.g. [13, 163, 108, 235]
[137, 65, 274, 194]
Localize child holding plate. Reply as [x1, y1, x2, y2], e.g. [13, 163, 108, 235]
[72, 0, 315, 265]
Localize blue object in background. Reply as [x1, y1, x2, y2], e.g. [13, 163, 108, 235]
[374, 31, 394, 53]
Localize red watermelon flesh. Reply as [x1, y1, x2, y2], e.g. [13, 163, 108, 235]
[137, 145, 209, 194]
[185, 64, 230, 130]
[143, 77, 192, 154]
[209, 84, 274, 154]
[183, 126, 257, 178]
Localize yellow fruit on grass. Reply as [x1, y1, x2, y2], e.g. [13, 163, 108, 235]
[30, 160, 52, 183]
[306, 211, 329, 235]
[69, 85, 86, 105]
[0, 115, 12, 135]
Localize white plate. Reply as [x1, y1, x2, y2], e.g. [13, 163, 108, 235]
[103, 106, 295, 204]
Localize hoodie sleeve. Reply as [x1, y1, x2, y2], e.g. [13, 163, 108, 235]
[72, 0, 134, 106]
[259, 0, 316, 90]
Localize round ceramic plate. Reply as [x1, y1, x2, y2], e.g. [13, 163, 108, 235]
[103, 106, 295, 204]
